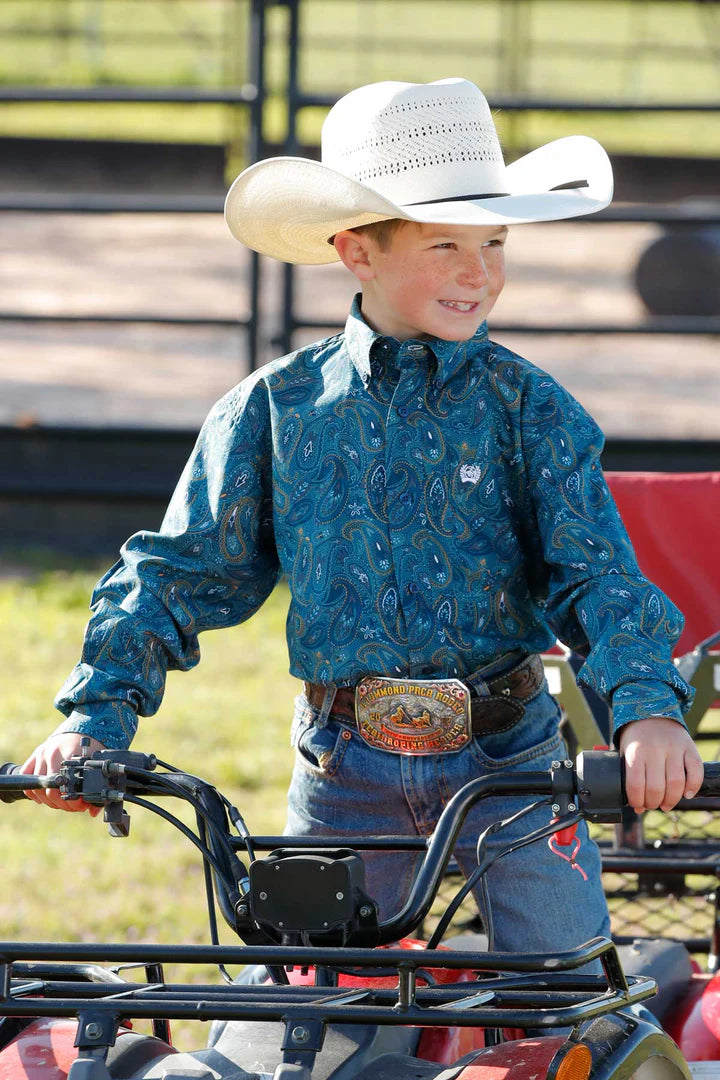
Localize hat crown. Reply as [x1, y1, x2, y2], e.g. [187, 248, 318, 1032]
[321, 78, 506, 207]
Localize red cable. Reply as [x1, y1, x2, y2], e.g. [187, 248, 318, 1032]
[548, 820, 589, 881]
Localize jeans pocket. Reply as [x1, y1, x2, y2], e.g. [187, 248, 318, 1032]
[469, 690, 565, 769]
[295, 722, 350, 778]
[471, 728, 566, 770]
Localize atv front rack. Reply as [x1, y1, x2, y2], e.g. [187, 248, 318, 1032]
[1, 936, 654, 1035]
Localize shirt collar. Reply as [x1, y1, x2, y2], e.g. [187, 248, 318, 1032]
[344, 294, 490, 388]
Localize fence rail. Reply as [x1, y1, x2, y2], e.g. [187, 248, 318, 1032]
[1, 0, 718, 445]
[2, 195, 719, 226]
[284, 317, 720, 337]
[0, 87, 258, 103]
[294, 92, 720, 113]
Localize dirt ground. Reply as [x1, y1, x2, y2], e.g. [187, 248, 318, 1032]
[1, 212, 718, 438]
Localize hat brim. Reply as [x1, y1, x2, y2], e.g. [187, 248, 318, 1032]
[224, 135, 613, 265]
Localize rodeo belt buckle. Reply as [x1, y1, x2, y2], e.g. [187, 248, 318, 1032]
[354, 675, 472, 755]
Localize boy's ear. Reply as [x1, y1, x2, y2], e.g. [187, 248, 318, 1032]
[333, 230, 376, 282]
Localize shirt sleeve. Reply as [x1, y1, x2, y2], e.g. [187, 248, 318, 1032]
[519, 368, 694, 737]
[53, 376, 281, 749]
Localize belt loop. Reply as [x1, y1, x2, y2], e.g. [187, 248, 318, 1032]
[314, 682, 337, 729]
[465, 649, 528, 698]
[463, 672, 491, 698]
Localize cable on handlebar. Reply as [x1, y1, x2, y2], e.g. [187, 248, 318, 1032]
[153, 757, 183, 773]
[195, 813, 235, 985]
[224, 800, 256, 862]
[123, 767, 248, 875]
[121, 795, 231, 881]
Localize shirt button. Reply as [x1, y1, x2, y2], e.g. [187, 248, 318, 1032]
[397, 405, 409, 418]
[406, 583, 419, 594]
[399, 493, 411, 504]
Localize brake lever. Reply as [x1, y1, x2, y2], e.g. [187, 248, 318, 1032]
[59, 750, 158, 836]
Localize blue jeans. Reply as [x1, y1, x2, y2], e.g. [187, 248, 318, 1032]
[284, 684, 611, 955]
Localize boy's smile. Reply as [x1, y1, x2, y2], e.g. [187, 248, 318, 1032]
[335, 221, 507, 342]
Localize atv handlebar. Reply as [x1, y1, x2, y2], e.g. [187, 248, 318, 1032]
[3, 751, 720, 948]
[6, 750, 720, 806]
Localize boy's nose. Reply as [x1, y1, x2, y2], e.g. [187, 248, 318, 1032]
[458, 254, 488, 288]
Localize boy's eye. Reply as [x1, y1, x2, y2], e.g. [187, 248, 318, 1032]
[483, 237, 506, 248]
[432, 242, 456, 249]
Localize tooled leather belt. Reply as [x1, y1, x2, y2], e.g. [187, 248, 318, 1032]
[303, 653, 545, 750]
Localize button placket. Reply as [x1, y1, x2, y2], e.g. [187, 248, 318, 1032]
[384, 343, 435, 659]
[384, 356, 424, 655]
[395, 346, 428, 415]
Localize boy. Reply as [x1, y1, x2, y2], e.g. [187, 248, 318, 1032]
[22, 79, 702, 954]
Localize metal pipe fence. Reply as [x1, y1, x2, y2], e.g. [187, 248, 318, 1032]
[0, 0, 718, 378]
[0, 0, 267, 369]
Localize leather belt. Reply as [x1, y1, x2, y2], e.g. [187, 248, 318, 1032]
[303, 653, 545, 742]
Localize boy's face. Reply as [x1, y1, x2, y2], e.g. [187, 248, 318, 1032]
[342, 221, 507, 342]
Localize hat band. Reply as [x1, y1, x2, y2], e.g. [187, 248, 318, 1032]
[550, 179, 589, 191]
[404, 178, 588, 208]
[405, 191, 509, 206]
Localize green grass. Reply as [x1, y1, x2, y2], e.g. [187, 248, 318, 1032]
[0, 0, 717, 166]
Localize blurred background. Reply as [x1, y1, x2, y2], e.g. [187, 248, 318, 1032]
[1, 0, 719, 554]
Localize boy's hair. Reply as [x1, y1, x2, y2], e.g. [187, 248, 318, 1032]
[349, 218, 406, 250]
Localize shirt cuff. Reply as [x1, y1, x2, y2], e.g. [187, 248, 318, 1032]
[53, 704, 138, 750]
[610, 678, 690, 738]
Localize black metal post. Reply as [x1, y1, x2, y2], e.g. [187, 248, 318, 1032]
[280, 0, 301, 358]
[247, 0, 267, 372]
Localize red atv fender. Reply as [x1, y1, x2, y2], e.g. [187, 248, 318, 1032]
[0, 1019, 87, 1080]
[667, 970, 720, 1061]
[443, 1025, 694, 1080]
[0, 1020, 168, 1080]
[446, 1036, 566, 1077]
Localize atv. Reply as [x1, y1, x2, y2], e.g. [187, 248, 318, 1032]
[1, 747, 719, 1080]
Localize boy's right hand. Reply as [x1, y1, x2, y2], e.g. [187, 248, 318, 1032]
[20, 733, 106, 814]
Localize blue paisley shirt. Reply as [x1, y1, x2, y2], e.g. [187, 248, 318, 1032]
[56, 297, 692, 749]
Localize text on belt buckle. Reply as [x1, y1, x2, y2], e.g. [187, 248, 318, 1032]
[355, 676, 471, 755]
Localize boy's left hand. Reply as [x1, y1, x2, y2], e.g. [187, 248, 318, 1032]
[618, 717, 704, 813]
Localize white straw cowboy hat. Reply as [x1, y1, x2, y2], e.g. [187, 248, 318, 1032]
[225, 77, 613, 265]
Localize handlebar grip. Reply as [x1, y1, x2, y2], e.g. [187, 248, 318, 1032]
[0, 763, 53, 803]
[0, 763, 30, 803]
[699, 762, 720, 798]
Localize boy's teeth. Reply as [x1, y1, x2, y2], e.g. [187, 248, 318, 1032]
[441, 301, 474, 311]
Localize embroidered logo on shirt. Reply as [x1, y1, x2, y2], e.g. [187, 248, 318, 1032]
[460, 464, 483, 485]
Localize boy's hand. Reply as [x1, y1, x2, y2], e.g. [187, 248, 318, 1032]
[618, 717, 703, 813]
[20, 733, 106, 815]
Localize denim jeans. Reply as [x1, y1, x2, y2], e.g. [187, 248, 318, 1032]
[284, 683, 611, 955]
